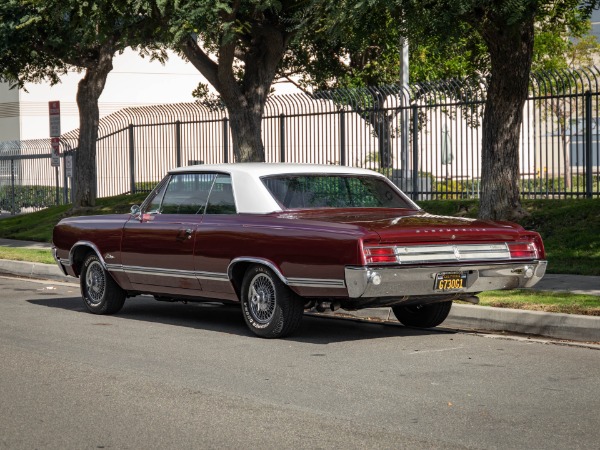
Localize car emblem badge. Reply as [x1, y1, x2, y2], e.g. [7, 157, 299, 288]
[453, 246, 460, 260]
[105, 253, 115, 260]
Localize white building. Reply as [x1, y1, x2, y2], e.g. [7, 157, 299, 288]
[0, 48, 206, 143]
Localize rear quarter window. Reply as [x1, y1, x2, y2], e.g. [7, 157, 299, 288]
[261, 174, 413, 209]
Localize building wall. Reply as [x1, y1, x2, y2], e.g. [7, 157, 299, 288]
[0, 82, 20, 142]
[0, 48, 206, 143]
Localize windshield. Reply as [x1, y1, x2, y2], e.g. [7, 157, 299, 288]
[261, 174, 415, 210]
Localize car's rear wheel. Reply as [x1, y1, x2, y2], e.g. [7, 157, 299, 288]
[80, 253, 126, 315]
[241, 264, 303, 338]
[391, 301, 452, 328]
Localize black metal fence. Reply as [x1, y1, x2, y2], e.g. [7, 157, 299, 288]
[0, 140, 75, 214]
[1, 67, 599, 214]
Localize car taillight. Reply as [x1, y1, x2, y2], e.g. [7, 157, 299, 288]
[364, 246, 397, 264]
[532, 235, 546, 260]
[508, 242, 538, 260]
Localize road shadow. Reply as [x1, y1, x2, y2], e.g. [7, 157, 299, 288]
[27, 295, 456, 344]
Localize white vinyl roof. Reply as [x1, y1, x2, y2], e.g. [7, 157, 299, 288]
[168, 163, 394, 214]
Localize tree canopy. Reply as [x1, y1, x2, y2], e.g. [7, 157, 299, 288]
[0, 0, 159, 207]
[154, 0, 313, 162]
[2, 0, 600, 216]
[301, 0, 600, 219]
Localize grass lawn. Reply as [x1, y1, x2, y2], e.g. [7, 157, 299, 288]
[0, 195, 599, 315]
[475, 290, 600, 316]
[0, 193, 147, 242]
[0, 196, 598, 275]
[0, 247, 55, 264]
[0, 194, 600, 275]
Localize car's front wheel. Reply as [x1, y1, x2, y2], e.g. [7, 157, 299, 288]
[391, 301, 452, 328]
[241, 265, 303, 338]
[80, 253, 126, 315]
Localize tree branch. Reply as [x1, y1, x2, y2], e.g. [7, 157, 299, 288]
[179, 35, 221, 91]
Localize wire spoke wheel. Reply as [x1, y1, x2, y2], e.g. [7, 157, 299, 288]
[241, 264, 304, 338]
[248, 274, 277, 324]
[85, 260, 106, 305]
[80, 253, 126, 315]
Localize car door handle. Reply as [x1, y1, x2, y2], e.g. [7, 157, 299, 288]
[176, 228, 193, 241]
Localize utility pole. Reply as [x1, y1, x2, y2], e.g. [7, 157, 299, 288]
[400, 36, 410, 187]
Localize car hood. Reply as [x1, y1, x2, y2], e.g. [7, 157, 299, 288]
[273, 209, 525, 243]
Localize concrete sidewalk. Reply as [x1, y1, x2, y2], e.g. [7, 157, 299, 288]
[0, 238, 599, 342]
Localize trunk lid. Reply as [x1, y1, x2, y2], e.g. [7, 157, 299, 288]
[273, 208, 524, 243]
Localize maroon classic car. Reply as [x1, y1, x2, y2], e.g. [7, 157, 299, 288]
[53, 164, 547, 338]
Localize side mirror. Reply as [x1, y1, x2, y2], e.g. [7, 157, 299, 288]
[130, 205, 141, 218]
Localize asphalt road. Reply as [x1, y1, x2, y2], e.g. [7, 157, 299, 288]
[1, 276, 599, 450]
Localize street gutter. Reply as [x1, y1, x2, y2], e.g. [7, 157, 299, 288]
[1, 258, 599, 343]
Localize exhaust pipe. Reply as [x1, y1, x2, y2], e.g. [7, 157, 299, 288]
[460, 295, 480, 305]
[315, 301, 341, 312]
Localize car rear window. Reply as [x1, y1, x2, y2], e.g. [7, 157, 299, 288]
[261, 174, 413, 209]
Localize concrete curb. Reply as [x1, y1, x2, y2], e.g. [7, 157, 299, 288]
[0, 259, 74, 283]
[332, 305, 600, 343]
[1, 259, 599, 343]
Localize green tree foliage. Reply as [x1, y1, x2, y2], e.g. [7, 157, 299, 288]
[155, 0, 311, 162]
[397, 0, 600, 220]
[314, 0, 599, 220]
[286, 1, 599, 175]
[0, 0, 159, 207]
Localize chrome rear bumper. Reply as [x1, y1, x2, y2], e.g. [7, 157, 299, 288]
[344, 261, 547, 298]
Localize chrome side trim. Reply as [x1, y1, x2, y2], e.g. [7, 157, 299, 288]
[228, 257, 289, 285]
[345, 260, 548, 298]
[121, 265, 198, 279]
[69, 241, 108, 269]
[110, 259, 345, 290]
[227, 258, 346, 290]
[287, 277, 346, 288]
[196, 271, 230, 281]
[107, 264, 230, 282]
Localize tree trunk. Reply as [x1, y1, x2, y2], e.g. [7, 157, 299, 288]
[180, 25, 289, 163]
[479, 18, 534, 221]
[73, 47, 114, 207]
[228, 107, 265, 162]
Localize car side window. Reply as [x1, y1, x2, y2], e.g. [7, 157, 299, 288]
[160, 173, 216, 214]
[143, 177, 170, 214]
[205, 174, 236, 214]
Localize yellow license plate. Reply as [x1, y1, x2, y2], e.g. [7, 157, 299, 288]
[434, 272, 467, 291]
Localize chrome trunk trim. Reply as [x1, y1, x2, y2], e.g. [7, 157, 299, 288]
[395, 243, 511, 263]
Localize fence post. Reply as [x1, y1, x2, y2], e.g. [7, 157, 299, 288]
[55, 166, 60, 206]
[10, 158, 15, 215]
[340, 110, 346, 166]
[412, 104, 419, 200]
[175, 120, 182, 167]
[223, 118, 229, 163]
[585, 91, 593, 199]
[279, 113, 286, 163]
[128, 124, 136, 194]
[71, 150, 76, 203]
[62, 152, 68, 205]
